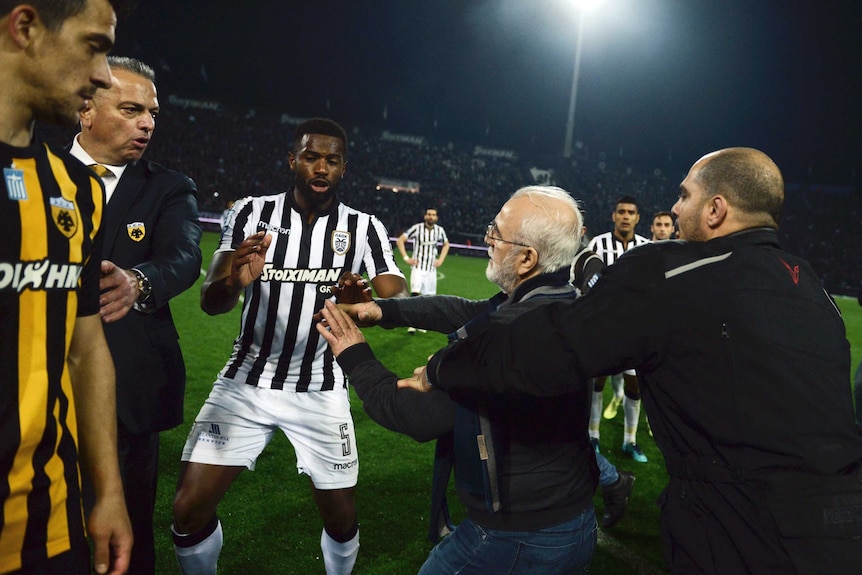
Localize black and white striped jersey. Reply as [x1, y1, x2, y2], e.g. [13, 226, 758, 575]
[404, 223, 448, 271]
[217, 192, 403, 392]
[587, 231, 650, 267]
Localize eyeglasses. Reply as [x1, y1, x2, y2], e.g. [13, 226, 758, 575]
[485, 221, 530, 248]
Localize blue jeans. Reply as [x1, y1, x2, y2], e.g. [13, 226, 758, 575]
[596, 451, 619, 487]
[417, 506, 597, 575]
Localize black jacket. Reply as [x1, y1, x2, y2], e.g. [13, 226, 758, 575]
[430, 229, 862, 573]
[101, 159, 202, 434]
[338, 270, 598, 532]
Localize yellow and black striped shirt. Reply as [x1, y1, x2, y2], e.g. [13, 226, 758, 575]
[0, 134, 104, 573]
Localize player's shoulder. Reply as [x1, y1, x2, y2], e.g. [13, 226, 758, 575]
[587, 231, 612, 246]
[335, 200, 373, 219]
[229, 193, 286, 221]
[335, 202, 388, 224]
[243, 192, 285, 207]
[41, 139, 93, 180]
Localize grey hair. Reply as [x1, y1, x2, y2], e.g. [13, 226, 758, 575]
[108, 55, 155, 82]
[509, 185, 584, 273]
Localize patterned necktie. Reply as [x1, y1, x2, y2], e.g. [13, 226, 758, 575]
[89, 164, 114, 178]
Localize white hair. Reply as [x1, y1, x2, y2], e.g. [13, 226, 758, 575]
[509, 186, 584, 273]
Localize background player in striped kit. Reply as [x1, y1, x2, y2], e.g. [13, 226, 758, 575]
[586, 196, 651, 462]
[396, 208, 450, 334]
[0, 1, 133, 574]
[650, 210, 675, 241]
[170, 118, 408, 575]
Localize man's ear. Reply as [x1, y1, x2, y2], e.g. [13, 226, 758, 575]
[7, 6, 40, 49]
[706, 194, 728, 229]
[79, 102, 94, 129]
[518, 247, 539, 277]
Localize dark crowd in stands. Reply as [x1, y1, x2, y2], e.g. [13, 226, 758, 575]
[40, 101, 861, 297]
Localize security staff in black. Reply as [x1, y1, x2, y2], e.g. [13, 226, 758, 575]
[426, 148, 862, 574]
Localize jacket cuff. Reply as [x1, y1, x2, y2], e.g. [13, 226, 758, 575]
[425, 352, 441, 390]
[375, 298, 404, 329]
[336, 342, 377, 374]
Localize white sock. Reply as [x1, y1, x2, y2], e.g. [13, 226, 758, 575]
[623, 397, 641, 445]
[173, 520, 222, 575]
[611, 373, 625, 400]
[321, 528, 360, 575]
[589, 391, 603, 439]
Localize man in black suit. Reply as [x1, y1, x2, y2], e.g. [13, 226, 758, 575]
[70, 55, 202, 575]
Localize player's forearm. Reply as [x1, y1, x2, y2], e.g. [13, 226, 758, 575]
[68, 316, 125, 500]
[396, 235, 409, 260]
[200, 275, 243, 315]
[438, 242, 450, 263]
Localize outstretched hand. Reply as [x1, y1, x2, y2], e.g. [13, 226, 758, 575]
[338, 300, 383, 327]
[317, 300, 367, 357]
[397, 365, 434, 392]
[229, 231, 272, 289]
[330, 271, 373, 304]
[98, 260, 138, 323]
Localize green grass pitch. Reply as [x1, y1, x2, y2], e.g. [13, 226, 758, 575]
[149, 231, 861, 574]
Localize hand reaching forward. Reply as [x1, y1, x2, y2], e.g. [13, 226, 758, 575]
[397, 365, 434, 392]
[330, 271, 372, 304]
[317, 300, 368, 356]
[229, 231, 272, 289]
[99, 260, 138, 323]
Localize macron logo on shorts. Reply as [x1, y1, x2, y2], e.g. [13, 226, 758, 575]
[333, 459, 358, 471]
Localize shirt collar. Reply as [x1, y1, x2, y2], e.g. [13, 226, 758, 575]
[69, 134, 128, 181]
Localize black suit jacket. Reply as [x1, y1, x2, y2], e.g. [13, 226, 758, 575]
[101, 159, 202, 434]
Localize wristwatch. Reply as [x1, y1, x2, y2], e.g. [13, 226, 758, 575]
[130, 268, 152, 302]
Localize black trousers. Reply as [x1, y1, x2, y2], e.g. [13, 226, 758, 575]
[117, 427, 160, 575]
[9, 546, 89, 575]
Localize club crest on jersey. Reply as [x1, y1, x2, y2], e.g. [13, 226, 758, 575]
[50, 197, 77, 238]
[4, 167, 27, 200]
[127, 221, 146, 242]
[331, 231, 351, 256]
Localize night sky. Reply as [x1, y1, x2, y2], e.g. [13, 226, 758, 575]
[114, 0, 862, 185]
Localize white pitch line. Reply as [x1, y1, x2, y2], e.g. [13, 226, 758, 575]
[596, 529, 669, 575]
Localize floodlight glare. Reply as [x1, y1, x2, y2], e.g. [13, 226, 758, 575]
[563, 0, 607, 158]
[570, 0, 605, 13]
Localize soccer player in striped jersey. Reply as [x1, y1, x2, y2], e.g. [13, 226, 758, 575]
[650, 210, 675, 241]
[171, 118, 408, 575]
[396, 208, 449, 333]
[0, 2, 133, 575]
[586, 196, 651, 462]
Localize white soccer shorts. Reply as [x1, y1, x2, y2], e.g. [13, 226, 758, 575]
[182, 378, 359, 489]
[410, 268, 438, 295]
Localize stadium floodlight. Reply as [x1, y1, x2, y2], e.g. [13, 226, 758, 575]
[563, 0, 607, 158]
[570, 0, 605, 12]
